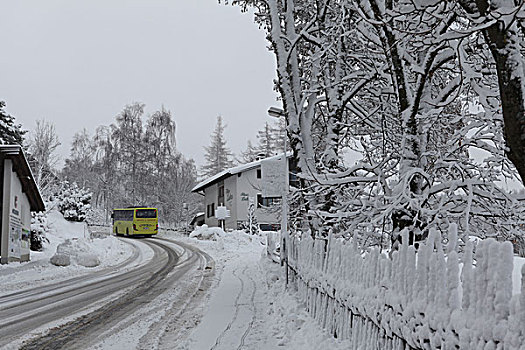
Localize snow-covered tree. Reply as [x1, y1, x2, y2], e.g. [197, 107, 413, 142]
[457, 0, 525, 184]
[201, 115, 234, 177]
[63, 103, 199, 227]
[239, 119, 288, 164]
[62, 128, 95, 190]
[240, 140, 259, 163]
[256, 122, 276, 157]
[0, 101, 25, 145]
[30, 212, 49, 251]
[230, 0, 524, 247]
[57, 181, 92, 222]
[26, 119, 61, 197]
[111, 102, 146, 205]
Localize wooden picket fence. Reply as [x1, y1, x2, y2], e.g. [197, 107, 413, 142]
[284, 225, 525, 349]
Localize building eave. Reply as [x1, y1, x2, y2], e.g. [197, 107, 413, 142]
[191, 152, 292, 193]
[0, 145, 45, 212]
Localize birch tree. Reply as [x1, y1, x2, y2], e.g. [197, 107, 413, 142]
[26, 119, 61, 195]
[63, 104, 199, 226]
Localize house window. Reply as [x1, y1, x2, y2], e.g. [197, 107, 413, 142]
[207, 203, 215, 218]
[256, 169, 262, 179]
[257, 194, 281, 208]
[218, 184, 225, 206]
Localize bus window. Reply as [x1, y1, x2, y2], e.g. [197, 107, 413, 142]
[136, 209, 157, 218]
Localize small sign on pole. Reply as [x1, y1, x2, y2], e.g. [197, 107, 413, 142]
[215, 206, 230, 220]
[216, 206, 230, 231]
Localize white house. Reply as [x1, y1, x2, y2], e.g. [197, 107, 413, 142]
[192, 154, 292, 231]
[0, 145, 45, 264]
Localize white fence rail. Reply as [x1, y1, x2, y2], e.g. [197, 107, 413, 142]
[285, 225, 525, 349]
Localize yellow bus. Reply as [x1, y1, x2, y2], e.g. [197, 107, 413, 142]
[112, 207, 158, 236]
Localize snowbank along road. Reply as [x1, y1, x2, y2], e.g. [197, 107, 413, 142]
[0, 235, 214, 350]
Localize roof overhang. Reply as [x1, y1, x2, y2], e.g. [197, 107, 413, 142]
[0, 145, 45, 212]
[191, 152, 292, 193]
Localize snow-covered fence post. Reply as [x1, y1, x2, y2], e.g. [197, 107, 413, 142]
[285, 224, 524, 348]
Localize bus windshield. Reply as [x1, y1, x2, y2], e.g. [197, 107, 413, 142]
[136, 209, 157, 218]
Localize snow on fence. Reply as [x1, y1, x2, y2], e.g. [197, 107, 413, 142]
[285, 225, 525, 349]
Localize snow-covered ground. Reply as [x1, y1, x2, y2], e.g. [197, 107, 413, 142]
[164, 227, 350, 350]
[0, 211, 140, 296]
[6, 213, 525, 349]
[0, 212, 348, 349]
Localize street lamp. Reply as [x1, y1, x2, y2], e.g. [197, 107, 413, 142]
[267, 107, 289, 285]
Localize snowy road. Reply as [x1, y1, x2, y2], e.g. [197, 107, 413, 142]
[0, 236, 214, 350]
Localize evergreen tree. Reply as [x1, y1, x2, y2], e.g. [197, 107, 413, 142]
[240, 140, 259, 163]
[0, 101, 26, 145]
[270, 117, 288, 153]
[201, 116, 234, 177]
[256, 122, 276, 157]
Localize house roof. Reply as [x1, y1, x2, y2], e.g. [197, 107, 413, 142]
[0, 145, 45, 212]
[192, 152, 291, 193]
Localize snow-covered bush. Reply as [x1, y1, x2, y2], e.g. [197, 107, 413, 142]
[30, 211, 49, 251]
[56, 181, 92, 222]
[189, 224, 225, 241]
[85, 208, 108, 226]
[49, 238, 100, 267]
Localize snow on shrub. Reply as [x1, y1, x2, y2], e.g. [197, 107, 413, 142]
[49, 238, 101, 267]
[190, 224, 225, 241]
[30, 211, 49, 251]
[56, 181, 92, 222]
[85, 208, 108, 227]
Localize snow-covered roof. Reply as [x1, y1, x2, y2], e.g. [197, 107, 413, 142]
[0, 145, 45, 211]
[192, 152, 291, 193]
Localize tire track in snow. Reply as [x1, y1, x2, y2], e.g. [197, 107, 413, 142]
[136, 238, 215, 350]
[237, 266, 258, 350]
[210, 265, 247, 350]
[19, 239, 179, 350]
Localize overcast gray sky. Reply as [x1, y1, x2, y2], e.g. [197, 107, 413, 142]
[0, 0, 279, 167]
